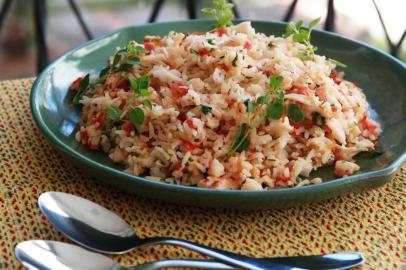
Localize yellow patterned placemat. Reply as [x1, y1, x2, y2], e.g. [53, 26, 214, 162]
[0, 79, 405, 269]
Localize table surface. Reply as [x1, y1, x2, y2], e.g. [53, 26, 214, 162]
[0, 79, 405, 269]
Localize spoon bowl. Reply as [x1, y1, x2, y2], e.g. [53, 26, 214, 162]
[38, 192, 365, 270]
[15, 240, 235, 270]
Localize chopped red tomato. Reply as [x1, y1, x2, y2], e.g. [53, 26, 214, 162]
[198, 47, 210, 57]
[316, 90, 326, 100]
[174, 160, 182, 170]
[80, 130, 88, 141]
[289, 120, 302, 129]
[342, 107, 349, 113]
[87, 139, 98, 150]
[170, 82, 188, 97]
[116, 79, 131, 91]
[361, 116, 378, 135]
[243, 41, 252, 49]
[330, 72, 342, 84]
[276, 174, 291, 182]
[70, 76, 82, 91]
[332, 107, 338, 113]
[325, 125, 332, 136]
[118, 99, 127, 109]
[186, 118, 196, 129]
[122, 122, 135, 133]
[303, 118, 314, 129]
[181, 139, 196, 152]
[212, 28, 227, 36]
[144, 42, 155, 51]
[177, 112, 187, 122]
[92, 111, 106, 129]
[216, 128, 229, 136]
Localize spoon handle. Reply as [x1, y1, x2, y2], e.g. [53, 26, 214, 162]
[129, 259, 237, 270]
[140, 238, 294, 270]
[140, 238, 364, 270]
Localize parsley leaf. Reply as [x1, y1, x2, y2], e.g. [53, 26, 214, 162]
[72, 74, 90, 105]
[329, 58, 347, 68]
[201, 104, 212, 114]
[143, 99, 153, 109]
[244, 100, 256, 112]
[130, 76, 150, 95]
[287, 104, 304, 122]
[201, 0, 234, 29]
[266, 101, 284, 120]
[312, 112, 326, 127]
[106, 106, 122, 122]
[226, 123, 250, 158]
[129, 108, 145, 131]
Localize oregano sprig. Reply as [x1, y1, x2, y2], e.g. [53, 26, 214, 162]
[201, 0, 234, 29]
[283, 18, 346, 67]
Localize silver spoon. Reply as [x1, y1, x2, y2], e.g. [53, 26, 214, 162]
[39, 192, 365, 270]
[15, 240, 236, 270]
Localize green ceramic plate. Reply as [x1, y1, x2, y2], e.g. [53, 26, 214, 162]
[31, 20, 406, 209]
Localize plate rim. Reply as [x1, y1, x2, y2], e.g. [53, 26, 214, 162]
[30, 19, 406, 197]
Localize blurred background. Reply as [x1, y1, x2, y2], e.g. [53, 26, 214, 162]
[0, 0, 404, 80]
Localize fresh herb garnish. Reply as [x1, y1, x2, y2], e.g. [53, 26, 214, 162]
[201, 104, 212, 114]
[129, 108, 145, 131]
[143, 99, 153, 109]
[201, 0, 234, 29]
[312, 112, 326, 127]
[72, 74, 90, 105]
[226, 123, 250, 159]
[207, 38, 215, 45]
[244, 100, 256, 112]
[287, 104, 305, 123]
[130, 75, 150, 95]
[106, 106, 122, 122]
[284, 18, 345, 67]
[329, 58, 347, 68]
[190, 48, 199, 55]
[266, 101, 284, 119]
[232, 54, 238, 66]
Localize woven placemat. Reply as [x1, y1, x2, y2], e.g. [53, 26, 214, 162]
[0, 79, 405, 269]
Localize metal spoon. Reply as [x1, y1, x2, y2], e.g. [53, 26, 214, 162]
[15, 240, 236, 270]
[39, 192, 365, 270]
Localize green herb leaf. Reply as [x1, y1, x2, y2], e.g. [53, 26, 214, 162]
[287, 104, 304, 122]
[329, 58, 347, 68]
[143, 99, 153, 109]
[297, 51, 312, 61]
[127, 42, 147, 55]
[266, 101, 284, 119]
[312, 112, 326, 127]
[227, 123, 250, 158]
[201, 0, 234, 29]
[201, 104, 212, 114]
[106, 106, 122, 122]
[308, 17, 321, 31]
[129, 108, 145, 130]
[190, 48, 199, 55]
[207, 38, 214, 45]
[244, 100, 256, 112]
[72, 74, 90, 104]
[112, 54, 122, 66]
[130, 76, 150, 94]
[139, 88, 149, 96]
[99, 67, 109, 79]
[256, 95, 269, 105]
[270, 76, 283, 88]
[232, 54, 238, 66]
[114, 63, 133, 72]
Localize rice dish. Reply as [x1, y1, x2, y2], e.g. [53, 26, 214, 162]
[71, 21, 380, 190]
